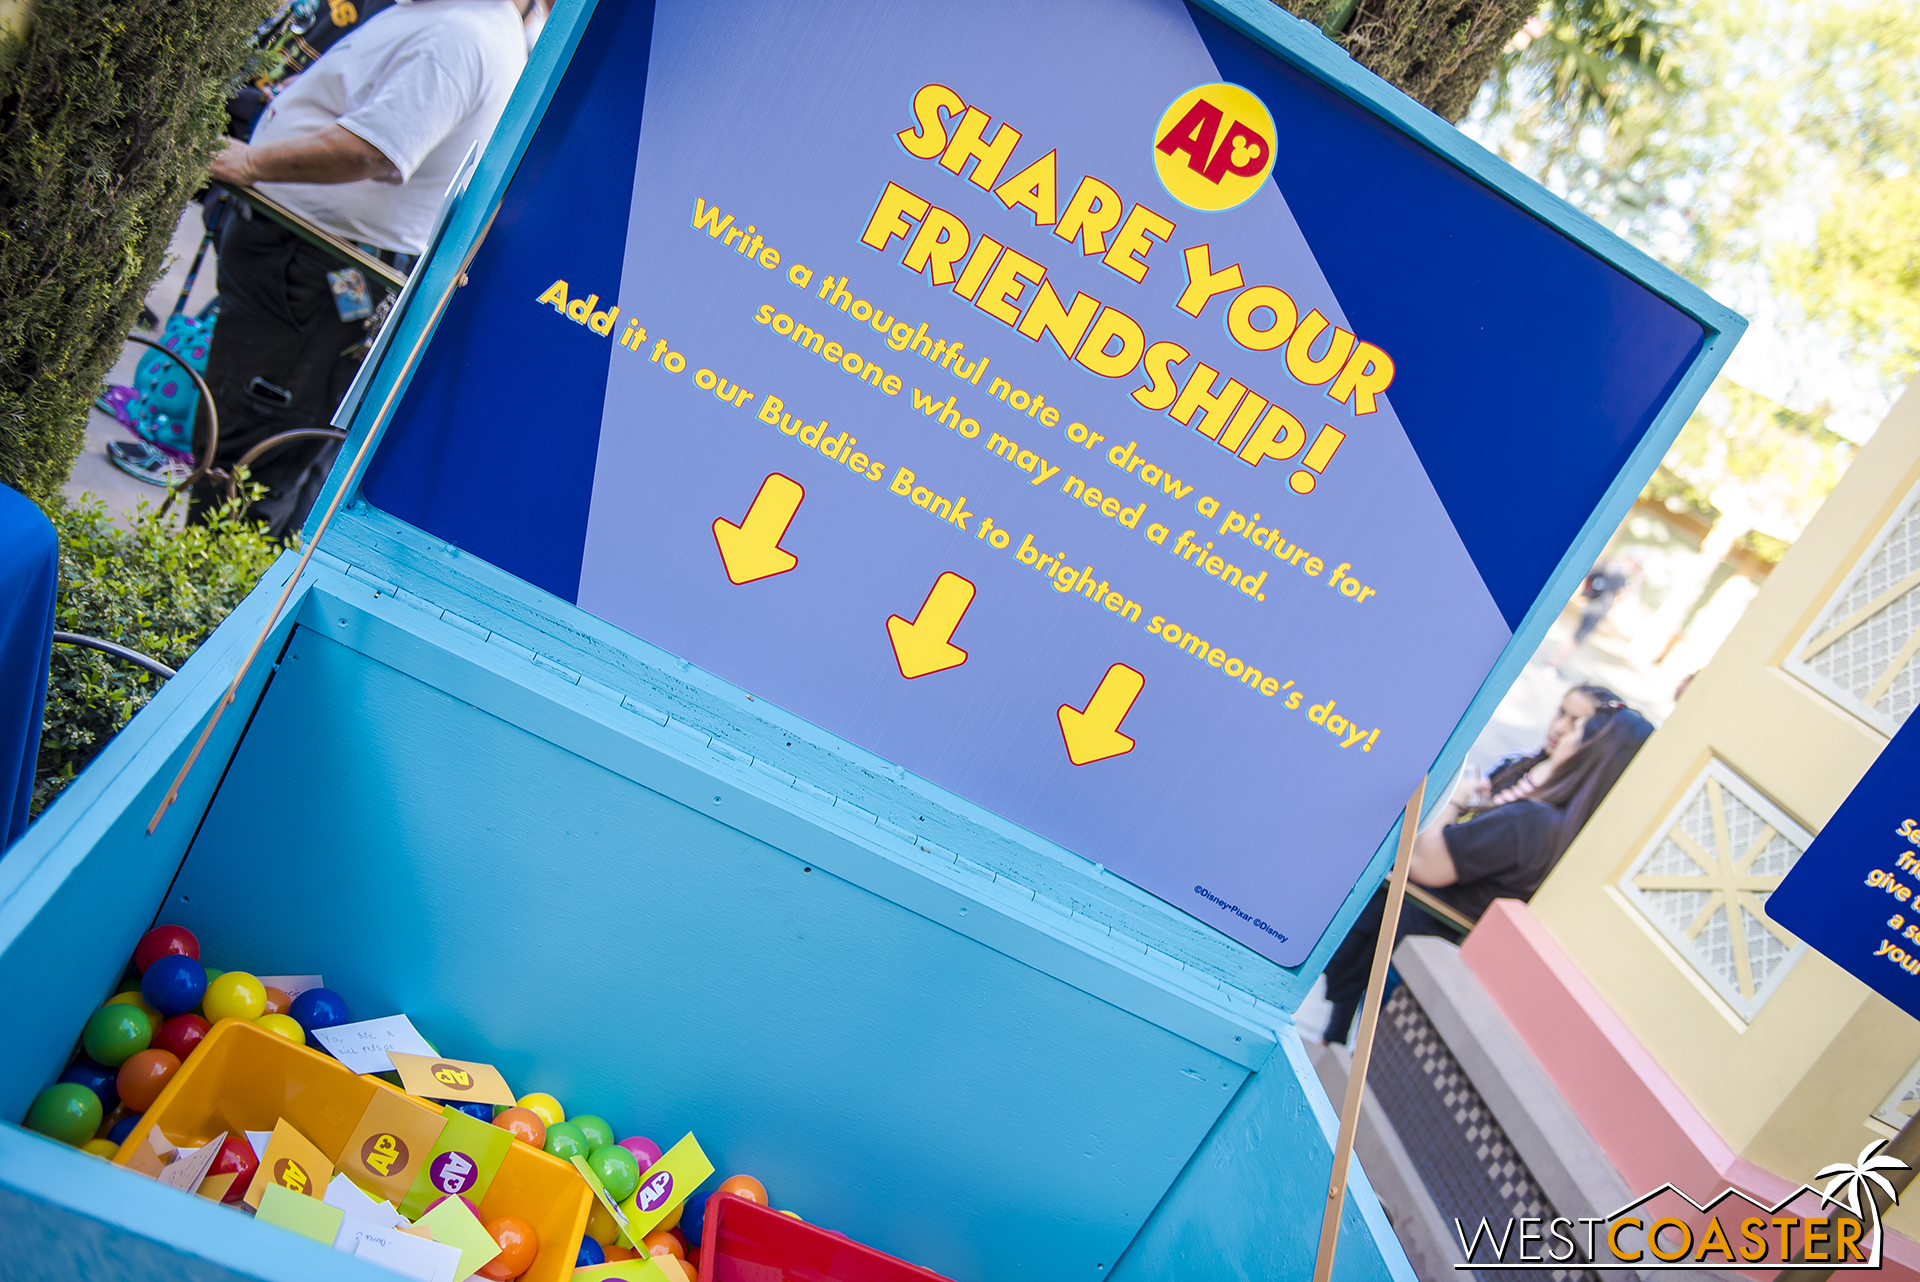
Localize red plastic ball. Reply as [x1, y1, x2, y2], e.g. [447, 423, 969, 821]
[477, 1217, 539, 1280]
[211, 1133, 258, 1204]
[133, 925, 200, 974]
[715, 1174, 767, 1205]
[152, 1014, 210, 1062]
[115, 1049, 180, 1113]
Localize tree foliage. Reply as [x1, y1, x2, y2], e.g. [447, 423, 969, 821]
[0, 0, 270, 502]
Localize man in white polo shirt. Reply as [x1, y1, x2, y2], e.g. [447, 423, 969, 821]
[194, 0, 525, 534]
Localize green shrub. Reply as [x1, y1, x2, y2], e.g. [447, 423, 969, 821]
[33, 492, 281, 815]
[0, 0, 272, 502]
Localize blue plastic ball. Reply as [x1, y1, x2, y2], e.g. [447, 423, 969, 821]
[288, 987, 349, 1040]
[59, 1059, 120, 1113]
[450, 1101, 493, 1122]
[107, 1111, 142, 1144]
[683, 1189, 713, 1247]
[576, 1237, 605, 1268]
[140, 955, 207, 1018]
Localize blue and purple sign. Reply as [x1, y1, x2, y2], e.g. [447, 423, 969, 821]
[363, 0, 1731, 965]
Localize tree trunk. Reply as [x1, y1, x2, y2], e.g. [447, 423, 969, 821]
[1278, 0, 1540, 123]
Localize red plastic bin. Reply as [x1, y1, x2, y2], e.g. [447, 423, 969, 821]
[698, 1194, 955, 1282]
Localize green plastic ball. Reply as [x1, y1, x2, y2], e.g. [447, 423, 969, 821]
[573, 1114, 615, 1152]
[26, 1083, 103, 1146]
[543, 1121, 588, 1161]
[82, 1003, 152, 1068]
[588, 1143, 640, 1202]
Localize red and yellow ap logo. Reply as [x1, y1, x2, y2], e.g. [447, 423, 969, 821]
[1154, 83, 1276, 212]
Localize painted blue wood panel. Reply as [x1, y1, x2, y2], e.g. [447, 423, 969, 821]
[164, 624, 1248, 1282]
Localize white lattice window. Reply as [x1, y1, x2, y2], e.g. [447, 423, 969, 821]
[1618, 760, 1812, 1021]
[1873, 1058, 1920, 1130]
[1786, 476, 1920, 735]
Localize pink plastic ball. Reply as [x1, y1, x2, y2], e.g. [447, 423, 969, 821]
[618, 1136, 662, 1170]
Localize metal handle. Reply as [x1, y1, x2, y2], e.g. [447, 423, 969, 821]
[122, 332, 221, 516]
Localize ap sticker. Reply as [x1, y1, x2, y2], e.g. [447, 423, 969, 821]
[389, 1052, 517, 1107]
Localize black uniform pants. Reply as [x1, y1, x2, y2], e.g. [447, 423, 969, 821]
[1320, 885, 1452, 1044]
[189, 209, 387, 538]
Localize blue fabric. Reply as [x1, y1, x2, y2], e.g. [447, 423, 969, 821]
[0, 484, 56, 849]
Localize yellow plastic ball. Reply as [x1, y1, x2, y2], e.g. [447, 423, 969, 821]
[585, 1200, 620, 1247]
[202, 971, 267, 1022]
[657, 1200, 682, 1231]
[516, 1092, 565, 1126]
[83, 1138, 119, 1159]
[256, 1013, 305, 1045]
[105, 990, 163, 1025]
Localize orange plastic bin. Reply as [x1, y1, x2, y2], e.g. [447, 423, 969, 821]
[116, 1018, 590, 1282]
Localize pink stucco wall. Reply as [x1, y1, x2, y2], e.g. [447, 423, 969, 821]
[1461, 899, 1919, 1278]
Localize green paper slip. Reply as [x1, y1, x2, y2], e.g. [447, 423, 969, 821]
[397, 1106, 513, 1220]
[415, 1193, 503, 1281]
[617, 1133, 714, 1243]
[257, 1182, 346, 1246]
[572, 1260, 679, 1282]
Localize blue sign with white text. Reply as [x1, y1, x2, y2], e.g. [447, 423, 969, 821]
[1772, 716, 1920, 1020]
[363, 0, 1722, 965]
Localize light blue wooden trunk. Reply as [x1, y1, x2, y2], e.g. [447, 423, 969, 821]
[0, 501, 1417, 1280]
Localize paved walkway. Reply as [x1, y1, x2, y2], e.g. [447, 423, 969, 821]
[62, 207, 219, 522]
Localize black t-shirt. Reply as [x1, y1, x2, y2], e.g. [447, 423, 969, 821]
[1432, 800, 1560, 922]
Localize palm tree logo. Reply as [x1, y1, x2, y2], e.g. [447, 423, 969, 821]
[1815, 1138, 1908, 1246]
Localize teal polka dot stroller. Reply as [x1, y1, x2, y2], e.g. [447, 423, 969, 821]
[98, 231, 219, 485]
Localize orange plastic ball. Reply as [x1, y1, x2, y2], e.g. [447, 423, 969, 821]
[493, 1107, 545, 1149]
[261, 986, 292, 1016]
[683, 1262, 699, 1282]
[603, 1244, 637, 1262]
[476, 1216, 538, 1280]
[716, 1174, 767, 1205]
[643, 1230, 684, 1260]
[115, 1049, 181, 1113]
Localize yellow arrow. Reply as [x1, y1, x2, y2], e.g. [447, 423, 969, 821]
[887, 572, 977, 678]
[712, 473, 804, 584]
[1057, 663, 1145, 766]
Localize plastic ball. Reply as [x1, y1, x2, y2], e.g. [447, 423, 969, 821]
[83, 1138, 119, 1159]
[515, 1093, 564, 1127]
[494, 1107, 545, 1149]
[543, 1121, 587, 1161]
[115, 1049, 181, 1113]
[288, 987, 349, 1036]
[477, 1217, 538, 1280]
[682, 1190, 712, 1246]
[255, 1013, 305, 1045]
[106, 1111, 142, 1144]
[261, 986, 292, 1016]
[585, 1201, 620, 1247]
[603, 1244, 637, 1262]
[577, 1237, 605, 1268]
[642, 1230, 684, 1260]
[140, 955, 207, 1018]
[716, 1174, 767, 1206]
[133, 925, 200, 973]
[82, 1003, 152, 1067]
[202, 971, 266, 1022]
[572, 1114, 614, 1152]
[105, 990, 163, 1025]
[58, 1059, 120, 1113]
[658, 1200, 683, 1231]
[152, 1014, 210, 1062]
[618, 1135, 663, 1169]
[25, 1083, 102, 1146]
[211, 1134, 258, 1203]
[667, 1228, 689, 1256]
[588, 1143, 639, 1202]
[450, 1100, 493, 1122]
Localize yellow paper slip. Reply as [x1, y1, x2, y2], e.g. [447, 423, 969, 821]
[246, 1117, 333, 1210]
[339, 1085, 447, 1205]
[388, 1053, 518, 1108]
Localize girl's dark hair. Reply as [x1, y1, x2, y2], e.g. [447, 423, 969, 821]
[1483, 684, 1627, 796]
[1529, 706, 1654, 861]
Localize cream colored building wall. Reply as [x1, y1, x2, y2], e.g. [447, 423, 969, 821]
[1529, 380, 1920, 1222]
